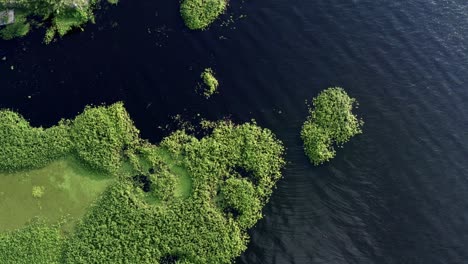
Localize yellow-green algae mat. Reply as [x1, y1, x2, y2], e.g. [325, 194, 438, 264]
[0, 157, 112, 231]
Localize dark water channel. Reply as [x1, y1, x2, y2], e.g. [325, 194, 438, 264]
[1, 0, 468, 263]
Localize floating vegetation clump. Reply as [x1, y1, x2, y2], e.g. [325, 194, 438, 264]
[0, 103, 285, 263]
[180, 0, 227, 30]
[200, 68, 219, 98]
[301, 87, 363, 165]
[31, 186, 45, 198]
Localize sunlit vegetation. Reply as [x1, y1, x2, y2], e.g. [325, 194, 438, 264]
[301, 87, 363, 165]
[31, 186, 45, 198]
[200, 68, 219, 98]
[0, 158, 112, 232]
[0, 103, 285, 263]
[180, 0, 227, 30]
[0, 0, 117, 42]
[0, 220, 64, 264]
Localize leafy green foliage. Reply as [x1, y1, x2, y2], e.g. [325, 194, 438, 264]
[0, 13, 30, 40]
[0, 220, 63, 264]
[200, 68, 219, 98]
[0, 102, 139, 174]
[32, 186, 45, 198]
[180, 0, 227, 30]
[0, 110, 72, 171]
[0, 104, 285, 263]
[301, 87, 363, 165]
[71, 103, 140, 174]
[219, 178, 261, 229]
[64, 120, 284, 263]
[0, 0, 115, 42]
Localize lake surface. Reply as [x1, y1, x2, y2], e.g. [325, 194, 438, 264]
[1, 0, 468, 263]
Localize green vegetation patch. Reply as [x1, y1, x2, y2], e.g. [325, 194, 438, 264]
[0, 220, 64, 264]
[180, 0, 227, 30]
[0, 12, 30, 40]
[0, 0, 117, 42]
[0, 158, 112, 231]
[200, 67, 219, 98]
[0, 103, 285, 263]
[301, 87, 363, 165]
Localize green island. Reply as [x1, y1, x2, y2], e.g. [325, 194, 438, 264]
[0, 102, 285, 263]
[0, 0, 117, 42]
[200, 68, 219, 98]
[301, 87, 363, 165]
[0, 0, 231, 42]
[180, 0, 227, 30]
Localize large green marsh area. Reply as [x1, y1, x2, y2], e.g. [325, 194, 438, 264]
[0, 103, 284, 263]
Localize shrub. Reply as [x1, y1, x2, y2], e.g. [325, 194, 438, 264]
[200, 68, 219, 98]
[71, 102, 140, 174]
[0, 13, 30, 40]
[0, 104, 285, 264]
[0, 220, 63, 264]
[301, 87, 363, 165]
[32, 186, 45, 198]
[180, 0, 227, 30]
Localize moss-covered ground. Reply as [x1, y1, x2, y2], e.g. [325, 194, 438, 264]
[0, 102, 284, 263]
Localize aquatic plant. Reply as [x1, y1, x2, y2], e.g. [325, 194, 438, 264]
[32, 186, 45, 198]
[0, 0, 117, 42]
[0, 220, 63, 263]
[301, 87, 363, 165]
[200, 68, 219, 98]
[180, 0, 227, 30]
[0, 12, 29, 40]
[0, 102, 137, 174]
[0, 103, 285, 263]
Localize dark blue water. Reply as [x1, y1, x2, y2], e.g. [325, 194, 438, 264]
[1, 0, 468, 263]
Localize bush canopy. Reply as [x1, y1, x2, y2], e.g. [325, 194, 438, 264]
[301, 87, 363, 165]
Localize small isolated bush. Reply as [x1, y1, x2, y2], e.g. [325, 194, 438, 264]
[301, 87, 363, 165]
[180, 0, 227, 30]
[32, 186, 45, 198]
[200, 68, 219, 98]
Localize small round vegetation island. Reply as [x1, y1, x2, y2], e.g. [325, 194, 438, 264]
[200, 67, 219, 98]
[180, 0, 227, 30]
[0, 102, 285, 263]
[301, 87, 363, 165]
[0, 0, 117, 43]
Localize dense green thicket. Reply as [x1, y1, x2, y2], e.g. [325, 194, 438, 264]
[0, 0, 116, 42]
[71, 103, 140, 174]
[200, 68, 219, 98]
[0, 102, 138, 174]
[64, 121, 284, 263]
[301, 87, 363, 165]
[0, 110, 72, 171]
[180, 0, 227, 30]
[0, 12, 30, 40]
[0, 220, 63, 264]
[0, 103, 285, 263]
